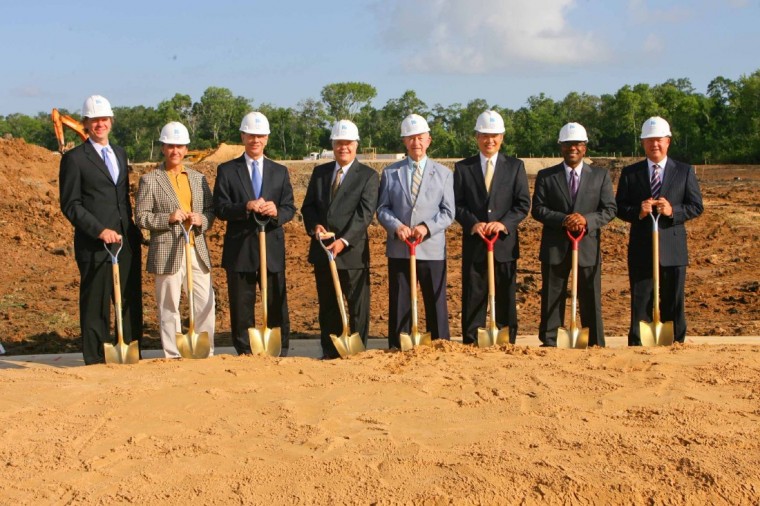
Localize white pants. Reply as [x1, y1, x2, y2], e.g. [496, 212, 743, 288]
[155, 245, 215, 358]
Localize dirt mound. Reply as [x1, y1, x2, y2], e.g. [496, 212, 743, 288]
[202, 143, 244, 163]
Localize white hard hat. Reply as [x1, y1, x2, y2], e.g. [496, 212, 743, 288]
[474, 110, 505, 134]
[640, 116, 672, 139]
[400, 114, 430, 137]
[159, 121, 191, 145]
[82, 95, 114, 118]
[330, 119, 360, 141]
[240, 112, 271, 135]
[558, 122, 589, 143]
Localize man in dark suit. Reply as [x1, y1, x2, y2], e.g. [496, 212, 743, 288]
[214, 112, 295, 356]
[454, 110, 531, 345]
[616, 116, 704, 345]
[531, 123, 617, 347]
[301, 119, 379, 358]
[59, 95, 143, 365]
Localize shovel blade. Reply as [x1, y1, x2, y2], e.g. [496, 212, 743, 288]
[399, 331, 432, 352]
[331, 332, 364, 358]
[557, 326, 589, 349]
[176, 331, 211, 359]
[104, 340, 140, 365]
[249, 326, 282, 357]
[639, 320, 675, 347]
[477, 327, 498, 348]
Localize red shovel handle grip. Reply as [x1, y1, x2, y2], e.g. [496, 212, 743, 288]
[404, 236, 422, 255]
[481, 233, 498, 252]
[565, 228, 586, 250]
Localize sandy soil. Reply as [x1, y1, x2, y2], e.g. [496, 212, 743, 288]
[0, 138, 758, 503]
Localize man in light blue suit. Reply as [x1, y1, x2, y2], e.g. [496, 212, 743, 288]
[377, 114, 455, 349]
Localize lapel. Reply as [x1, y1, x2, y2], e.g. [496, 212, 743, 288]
[554, 164, 573, 208]
[469, 157, 488, 201]
[487, 154, 507, 203]
[234, 155, 255, 201]
[83, 141, 113, 182]
[395, 160, 413, 205]
[573, 163, 593, 208]
[635, 161, 652, 198]
[113, 146, 128, 185]
[260, 158, 278, 201]
[156, 168, 183, 211]
[660, 158, 677, 197]
[188, 170, 203, 213]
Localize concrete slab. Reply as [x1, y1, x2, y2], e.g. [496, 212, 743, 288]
[0, 336, 756, 369]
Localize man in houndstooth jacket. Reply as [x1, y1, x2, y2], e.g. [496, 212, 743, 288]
[136, 122, 216, 357]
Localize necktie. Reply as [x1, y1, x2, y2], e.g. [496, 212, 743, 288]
[651, 164, 661, 199]
[570, 169, 579, 203]
[411, 161, 423, 201]
[101, 147, 118, 183]
[484, 159, 494, 193]
[251, 160, 262, 199]
[331, 167, 343, 200]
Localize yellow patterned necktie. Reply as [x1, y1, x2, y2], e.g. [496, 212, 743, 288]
[484, 159, 494, 193]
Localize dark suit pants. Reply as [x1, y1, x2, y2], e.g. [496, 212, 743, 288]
[77, 243, 142, 365]
[314, 266, 370, 359]
[628, 263, 687, 345]
[387, 258, 450, 349]
[462, 259, 518, 344]
[227, 269, 290, 356]
[539, 258, 605, 347]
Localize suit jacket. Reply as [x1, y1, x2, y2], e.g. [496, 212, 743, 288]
[135, 164, 215, 275]
[531, 162, 617, 267]
[377, 158, 455, 261]
[59, 140, 141, 263]
[302, 159, 380, 269]
[616, 158, 703, 267]
[453, 153, 531, 263]
[213, 155, 295, 272]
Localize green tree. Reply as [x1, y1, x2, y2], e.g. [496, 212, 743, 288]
[196, 87, 251, 145]
[320, 82, 377, 121]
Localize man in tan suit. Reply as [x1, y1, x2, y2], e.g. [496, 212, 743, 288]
[135, 122, 216, 357]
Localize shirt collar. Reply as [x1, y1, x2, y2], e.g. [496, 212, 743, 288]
[408, 156, 427, 171]
[89, 138, 110, 152]
[244, 153, 264, 167]
[479, 152, 498, 170]
[648, 157, 668, 171]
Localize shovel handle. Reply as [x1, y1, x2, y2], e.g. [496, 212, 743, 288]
[103, 240, 123, 265]
[253, 213, 270, 232]
[565, 228, 586, 251]
[404, 236, 422, 255]
[481, 233, 498, 252]
[316, 231, 337, 261]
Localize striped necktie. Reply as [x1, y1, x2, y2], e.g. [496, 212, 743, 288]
[651, 164, 662, 199]
[411, 161, 423, 201]
[331, 167, 343, 200]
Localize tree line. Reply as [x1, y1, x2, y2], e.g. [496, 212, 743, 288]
[1, 69, 758, 164]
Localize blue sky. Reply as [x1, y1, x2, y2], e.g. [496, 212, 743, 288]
[1, 0, 757, 116]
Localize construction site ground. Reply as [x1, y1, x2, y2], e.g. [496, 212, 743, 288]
[0, 138, 758, 504]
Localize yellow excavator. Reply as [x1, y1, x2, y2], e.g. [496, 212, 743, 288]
[51, 108, 88, 153]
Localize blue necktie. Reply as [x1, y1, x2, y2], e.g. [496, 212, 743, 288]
[251, 160, 261, 199]
[101, 147, 118, 183]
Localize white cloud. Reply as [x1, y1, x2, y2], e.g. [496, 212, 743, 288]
[377, 0, 611, 74]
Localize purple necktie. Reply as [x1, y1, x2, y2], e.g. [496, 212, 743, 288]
[651, 164, 662, 199]
[569, 169, 579, 203]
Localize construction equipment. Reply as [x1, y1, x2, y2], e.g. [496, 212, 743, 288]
[103, 242, 140, 365]
[175, 225, 211, 359]
[557, 229, 590, 349]
[640, 213, 675, 346]
[399, 237, 432, 351]
[477, 233, 511, 347]
[51, 108, 88, 153]
[248, 215, 282, 357]
[317, 232, 365, 358]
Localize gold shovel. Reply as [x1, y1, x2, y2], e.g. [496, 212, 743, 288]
[640, 212, 675, 347]
[248, 214, 282, 357]
[175, 225, 211, 359]
[103, 241, 140, 364]
[399, 237, 432, 351]
[477, 233, 511, 347]
[557, 228, 590, 349]
[317, 232, 365, 358]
